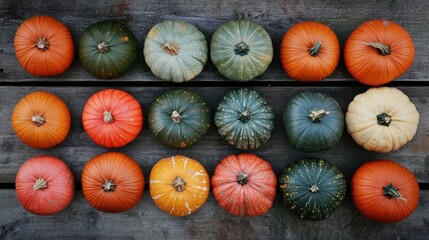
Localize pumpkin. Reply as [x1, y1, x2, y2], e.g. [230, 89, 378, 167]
[344, 20, 415, 86]
[81, 152, 145, 213]
[215, 88, 274, 150]
[11, 91, 71, 148]
[279, 158, 346, 220]
[14, 15, 74, 77]
[149, 155, 209, 217]
[82, 89, 143, 148]
[211, 153, 277, 217]
[148, 89, 211, 148]
[280, 21, 340, 82]
[79, 20, 138, 79]
[346, 87, 419, 153]
[144, 20, 208, 82]
[210, 19, 273, 81]
[283, 91, 344, 152]
[351, 160, 419, 223]
[15, 155, 75, 215]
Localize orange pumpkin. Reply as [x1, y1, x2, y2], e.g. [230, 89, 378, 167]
[81, 152, 145, 213]
[14, 15, 74, 77]
[11, 91, 71, 148]
[344, 20, 415, 86]
[211, 153, 277, 216]
[149, 155, 210, 217]
[280, 21, 340, 82]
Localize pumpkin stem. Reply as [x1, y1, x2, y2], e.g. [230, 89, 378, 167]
[33, 178, 47, 191]
[384, 183, 407, 202]
[308, 109, 330, 123]
[239, 110, 251, 123]
[36, 38, 49, 51]
[102, 180, 116, 192]
[162, 43, 179, 55]
[103, 111, 114, 123]
[309, 185, 320, 193]
[365, 42, 391, 55]
[308, 41, 322, 57]
[234, 41, 250, 56]
[171, 111, 182, 123]
[98, 42, 109, 53]
[237, 173, 248, 186]
[32, 114, 45, 127]
[377, 113, 392, 127]
[173, 176, 186, 192]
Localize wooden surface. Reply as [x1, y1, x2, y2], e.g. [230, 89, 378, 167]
[1, 0, 429, 239]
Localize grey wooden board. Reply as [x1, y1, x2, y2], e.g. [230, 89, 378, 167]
[1, 86, 428, 184]
[0, 189, 428, 240]
[0, 0, 428, 82]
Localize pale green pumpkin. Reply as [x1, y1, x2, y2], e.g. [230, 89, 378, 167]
[144, 20, 208, 82]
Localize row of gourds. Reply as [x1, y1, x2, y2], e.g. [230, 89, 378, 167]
[14, 16, 414, 86]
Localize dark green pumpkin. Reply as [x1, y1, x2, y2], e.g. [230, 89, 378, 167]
[148, 89, 211, 148]
[215, 88, 274, 150]
[210, 19, 273, 82]
[279, 158, 346, 220]
[283, 92, 344, 152]
[79, 20, 137, 79]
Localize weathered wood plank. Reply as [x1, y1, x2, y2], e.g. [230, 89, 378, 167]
[1, 189, 428, 239]
[0, 0, 428, 82]
[1, 86, 428, 184]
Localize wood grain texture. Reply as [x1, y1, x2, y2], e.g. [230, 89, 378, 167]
[0, 189, 428, 239]
[1, 86, 428, 184]
[0, 0, 428, 82]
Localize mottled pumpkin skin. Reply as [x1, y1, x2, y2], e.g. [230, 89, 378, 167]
[148, 89, 211, 148]
[215, 88, 275, 150]
[279, 158, 346, 220]
[79, 20, 138, 79]
[211, 19, 273, 81]
[144, 20, 208, 82]
[283, 92, 344, 152]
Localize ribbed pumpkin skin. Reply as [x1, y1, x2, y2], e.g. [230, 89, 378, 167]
[210, 19, 273, 81]
[344, 20, 415, 86]
[14, 15, 74, 77]
[150, 155, 210, 217]
[211, 153, 277, 217]
[82, 89, 143, 148]
[148, 89, 211, 148]
[283, 92, 344, 152]
[16, 156, 75, 215]
[81, 152, 145, 213]
[352, 160, 419, 223]
[280, 21, 340, 82]
[79, 20, 137, 79]
[144, 20, 208, 82]
[279, 158, 346, 220]
[11, 91, 71, 148]
[346, 87, 419, 153]
[215, 88, 275, 150]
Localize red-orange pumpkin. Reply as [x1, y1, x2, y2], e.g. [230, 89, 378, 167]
[81, 152, 145, 213]
[14, 15, 74, 77]
[344, 20, 415, 86]
[351, 160, 419, 223]
[82, 89, 143, 148]
[15, 155, 75, 215]
[12, 91, 71, 148]
[211, 153, 277, 216]
[280, 21, 340, 82]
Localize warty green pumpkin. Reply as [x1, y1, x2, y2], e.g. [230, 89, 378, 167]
[148, 89, 211, 148]
[210, 19, 273, 82]
[279, 158, 346, 220]
[144, 20, 208, 82]
[215, 88, 274, 150]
